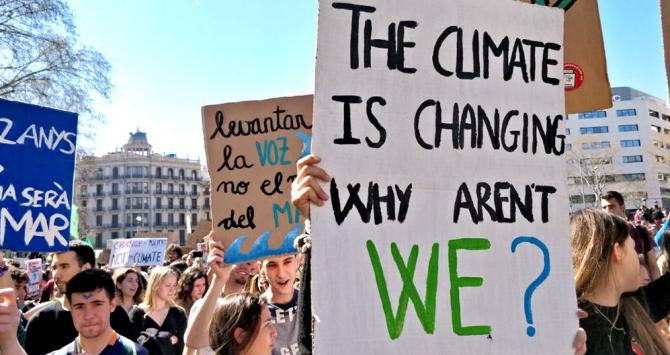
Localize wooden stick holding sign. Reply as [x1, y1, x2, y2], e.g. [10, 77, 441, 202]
[202, 95, 313, 263]
[312, 0, 577, 353]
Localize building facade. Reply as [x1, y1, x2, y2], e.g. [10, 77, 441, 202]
[566, 87, 670, 211]
[76, 130, 211, 248]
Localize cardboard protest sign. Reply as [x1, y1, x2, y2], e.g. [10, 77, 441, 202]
[202, 95, 312, 263]
[108, 238, 168, 268]
[0, 99, 78, 252]
[25, 258, 42, 298]
[518, 0, 611, 113]
[312, 0, 578, 353]
[662, 0, 670, 98]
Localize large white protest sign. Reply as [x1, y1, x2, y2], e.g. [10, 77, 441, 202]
[108, 238, 168, 268]
[312, 0, 577, 353]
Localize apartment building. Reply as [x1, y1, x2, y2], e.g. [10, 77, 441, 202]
[76, 130, 211, 248]
[566, 87, 670, 211]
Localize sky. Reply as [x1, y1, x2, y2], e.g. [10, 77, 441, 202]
[67, 0, 669, 162]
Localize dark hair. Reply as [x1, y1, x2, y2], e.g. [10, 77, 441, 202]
[169, 260, 188, 275]
[601, 190, 625, 206]
[65, 269, 115, 303]
[112, 268, 145, 304]
[167, 244, 183, 258]
[67, 240, 96, 268]
[175, 267, 208, 315]
[654, 210, 664, 221]
[9, 266, 28, 285]
[209, 293, 267, 355]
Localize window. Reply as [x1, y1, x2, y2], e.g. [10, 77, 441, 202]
[206, 211, 211, 221]
[580, 126, 609, 134]
[659, 173, 666, 181]
[111, 183, 119, 194]
[192, 185, 198, 194]
[96, 184, 103, 194]
[155, 167, 162, 178]
[128, 166, 145, 177]
[156, 197, 162, 209]
[618, 124, 639, 132]
[179, 184, 185, 194]
[652, 125, 662, 133]
[191, 198, 198, 209]
[616, 109, 637, 117]
[168, 213, 174, 225]
[622, 173, 645, 181]
[581, 141, 610, 150]
[179, 198, 185, 209]
[580, 157, 612, 165]
[96, 215, 103, 226]
[96, 233, 102, 249]
[155, 213, 162, 226]
[168, 184, 174, 193]
[578, 111, 607, 119]
[204, 197, 210, 208]
[179, 213, 185, 226]
[620, 139, 641, 148]
[112, 167, 119, 178]
[112, 198, 118, 210]
[111, 232, 118, 239]
[112, 214, 118, 227]
[622, 155, 643, 163]
[191, 213, 198, 225]
[96, 199, 103, 211]
[650, 109, 660, 118]
[156, 183, 162, 193]
[168, 198, 174, 209]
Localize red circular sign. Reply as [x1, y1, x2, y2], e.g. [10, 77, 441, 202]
[564, 63, 584, 92]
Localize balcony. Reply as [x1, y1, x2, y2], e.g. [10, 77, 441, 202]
[124, 204, 150, 210]
[124, 189, 150, 195]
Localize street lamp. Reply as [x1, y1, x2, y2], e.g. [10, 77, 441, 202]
[135, 216, 142, 237]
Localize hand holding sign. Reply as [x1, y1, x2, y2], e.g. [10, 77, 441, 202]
[291, 154, 331, 219]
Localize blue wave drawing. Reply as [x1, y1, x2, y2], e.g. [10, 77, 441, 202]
[292, 132, 311, 159]
[224, 224, 303, 263]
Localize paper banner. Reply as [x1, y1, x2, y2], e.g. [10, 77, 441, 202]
[202, 95, 312, 263]
[0, 98, 78, 251]
[312, 0, 577, 353]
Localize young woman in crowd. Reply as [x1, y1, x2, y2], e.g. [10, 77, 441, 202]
[571, 208, 670, 354]
[113, 267, 144, 314]
[208, 293, 277, 355]
[129, 266, 187, 354]
[175, 267, 208, 317]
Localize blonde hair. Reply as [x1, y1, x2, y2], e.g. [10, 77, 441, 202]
[141, 266, 178, 312]
[571, 209, 669, 355]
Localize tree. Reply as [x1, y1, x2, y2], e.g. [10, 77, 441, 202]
[567, 138, 617, 208]
[0, 0, 110, 120]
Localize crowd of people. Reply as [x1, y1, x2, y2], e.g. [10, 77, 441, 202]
[1, 155, 670, 354]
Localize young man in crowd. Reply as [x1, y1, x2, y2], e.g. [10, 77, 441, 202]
[165, 243, 183, 264]
[9, 266, 29, 311]
[48, 269, 148, 355]
[601, 190, 662, 280]
[24, 240, 133, 355]
[184, 233, 300, 355]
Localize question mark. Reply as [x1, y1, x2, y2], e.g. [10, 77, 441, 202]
[510, 236, 550, 337]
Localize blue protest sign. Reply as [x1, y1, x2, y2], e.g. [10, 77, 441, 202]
[0, 98, 78, 251]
